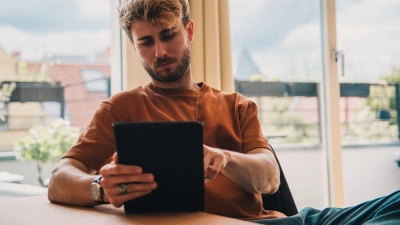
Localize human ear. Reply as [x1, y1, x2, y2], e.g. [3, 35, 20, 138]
[186, 20, 194, 43]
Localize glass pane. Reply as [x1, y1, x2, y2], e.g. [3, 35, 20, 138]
[81, 69, 108, 93]
[229, 0, 329, 209]
[230, 0, 323, 145]
[337, 0, 400, 143]
[336, 0, 400, 206]
[0, 0, 111, 190]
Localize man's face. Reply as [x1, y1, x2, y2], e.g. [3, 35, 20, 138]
[130, 20, 194, 82]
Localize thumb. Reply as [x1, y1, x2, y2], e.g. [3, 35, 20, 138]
[113, 152, 118, 164]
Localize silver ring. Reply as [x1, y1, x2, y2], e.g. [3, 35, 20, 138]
[118, 183, 128, 195]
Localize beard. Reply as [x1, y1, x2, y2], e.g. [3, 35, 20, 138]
[142, 46, 191, 82]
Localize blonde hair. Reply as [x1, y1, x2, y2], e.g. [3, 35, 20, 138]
[119, 0, 190, 43]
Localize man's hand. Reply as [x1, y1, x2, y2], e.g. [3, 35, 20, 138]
[203, 144, 228, 182]
[99, 153, 157, 208]
[202, 146, 280, 194]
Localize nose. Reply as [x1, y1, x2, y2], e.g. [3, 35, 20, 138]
[154, 41, 167, 58]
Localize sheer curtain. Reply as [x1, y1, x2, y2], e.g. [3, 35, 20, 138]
[189, 0, 233, 92]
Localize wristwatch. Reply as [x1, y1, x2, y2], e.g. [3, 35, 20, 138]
[90, 175, 105, 203]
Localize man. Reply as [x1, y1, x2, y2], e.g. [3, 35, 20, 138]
[48, 0, 399, 224]
[48, 0, 283, 220]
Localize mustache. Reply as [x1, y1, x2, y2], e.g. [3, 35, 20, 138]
[154, 56, 177, 67]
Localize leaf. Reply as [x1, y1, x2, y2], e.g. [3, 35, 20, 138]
[14, 119, 80, 164]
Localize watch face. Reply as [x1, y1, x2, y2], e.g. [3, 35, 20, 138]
[90, 183, 101, 201]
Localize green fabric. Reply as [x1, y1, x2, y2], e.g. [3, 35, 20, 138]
[252, 191, 400, 225]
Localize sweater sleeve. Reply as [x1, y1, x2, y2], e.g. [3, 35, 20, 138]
[62, 102, 123, 172]
[238, 100, 271, 153]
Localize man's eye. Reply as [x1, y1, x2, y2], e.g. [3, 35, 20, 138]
[141, 40, 153, 46]
[162, 33, 175, 41]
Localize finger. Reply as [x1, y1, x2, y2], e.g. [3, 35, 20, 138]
[103, 180, 157, 200]
[101, 173, 155, 190]
[113, 152, 118, 164]
[100, 164, 142, 177]
[204, 151, 226, 181]
[205, 164, 219, 181]
[203, 146, 212, 173]
[104, 180, 157, 207]
[117, 182, 157, 196]
[109, 189, 153, 208]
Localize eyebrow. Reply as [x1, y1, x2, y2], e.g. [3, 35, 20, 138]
[160, 26, 176, 35]
[136, 26, 177, 41]
[137, 35, 152, 41]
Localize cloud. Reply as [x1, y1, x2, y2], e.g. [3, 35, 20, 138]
[1, 0, 399, 82]
[0, 0, 111, 59]
[0, 25, 110, 60]
[230, 0, 400, 82]
[230, 0, 322, 81]
[336, 0, 400, 80]
[0, 0, 110, 33]
[229, 0, 319, 51]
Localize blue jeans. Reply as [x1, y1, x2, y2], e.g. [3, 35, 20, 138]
[251, 190, 400, 225]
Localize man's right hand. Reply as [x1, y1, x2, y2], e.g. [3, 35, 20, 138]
[99, 153, 157, 208]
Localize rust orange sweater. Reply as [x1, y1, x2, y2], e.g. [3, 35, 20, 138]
[63, 82, 286, 220]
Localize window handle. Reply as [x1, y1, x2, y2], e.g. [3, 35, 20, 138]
[332, 50, 344, 77]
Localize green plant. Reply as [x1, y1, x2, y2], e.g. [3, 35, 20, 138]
[381, 67, 400, 83]
[349, 66, 400, 141]
[268, 98, 318, 144]
[14, 119, 80, 186]
[17, 50, 53, 82]
[343, 105, 397, 141]
[0, 82, 16, 121]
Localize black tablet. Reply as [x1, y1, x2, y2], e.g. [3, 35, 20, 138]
[113, 122, 205, 213]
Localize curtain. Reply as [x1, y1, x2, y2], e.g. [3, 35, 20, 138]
[189, 0, 233, 92]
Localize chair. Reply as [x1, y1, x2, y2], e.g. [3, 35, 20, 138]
[261, 145, 298, 216]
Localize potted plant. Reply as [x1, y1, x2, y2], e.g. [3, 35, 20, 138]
[14, 119, 80, 187]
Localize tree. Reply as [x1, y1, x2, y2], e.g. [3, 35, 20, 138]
[14, 119, 80, 186]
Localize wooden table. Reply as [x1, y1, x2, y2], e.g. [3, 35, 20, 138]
[0, 196, 257, 225]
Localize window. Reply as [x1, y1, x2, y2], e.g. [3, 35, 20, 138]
[0, 0, 112, 189]
[80, 69, 108, 93]
[229, 0, 323, 145]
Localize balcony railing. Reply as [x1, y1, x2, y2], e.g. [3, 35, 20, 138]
[235, 81, 400, 143]
[1, 80, 399, 145]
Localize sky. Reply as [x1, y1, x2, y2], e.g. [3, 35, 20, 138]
[0, 0, 399, 82]
[0, 0, 111, 59]
[229, 0, 400, 82]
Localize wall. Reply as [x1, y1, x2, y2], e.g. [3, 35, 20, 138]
[276, 147, 329, 210]
[276, 143, 400, 211]
[341, 144, 400, 206]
